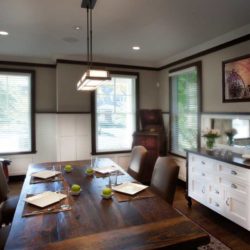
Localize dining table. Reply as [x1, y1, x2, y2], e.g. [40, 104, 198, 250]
[5, 158, 209, 250]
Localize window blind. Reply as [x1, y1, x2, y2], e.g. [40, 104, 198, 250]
[95, 75, 136, 153]
[170, 67, 199, 156]
[0, 72, 32, 154]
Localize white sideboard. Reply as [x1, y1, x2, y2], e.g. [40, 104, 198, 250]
[187, 151, 250, 230]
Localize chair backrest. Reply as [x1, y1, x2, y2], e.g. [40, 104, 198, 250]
[150, 157, 179, 205]
[127, 146, 147, 182]
[0, 163, 9, 203]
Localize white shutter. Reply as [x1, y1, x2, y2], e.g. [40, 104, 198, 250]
[170, 67, 199, 156]
[95, 75, 136, 153]
[0, 72, 32, 154]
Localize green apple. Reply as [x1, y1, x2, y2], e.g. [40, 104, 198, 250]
[64, 164, 72, 172]
[86, 168, 94, 175]
[71, 184, 81, 192]
[102, 187, 112, 196]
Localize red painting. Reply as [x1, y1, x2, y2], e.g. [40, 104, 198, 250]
[223, 54, 250, 102]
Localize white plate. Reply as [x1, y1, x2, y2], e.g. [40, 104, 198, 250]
[25, 191, 66, 208]
[112, 182, 148, 196]
[242, 154, 250, 160]
[31, 170, 61, 179]
[93, 166, 119, 174]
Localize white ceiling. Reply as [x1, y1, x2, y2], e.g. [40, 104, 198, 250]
[0, 0, 249, 67]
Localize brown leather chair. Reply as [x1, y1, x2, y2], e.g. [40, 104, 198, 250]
[0, 164, 19, 225]
[127, 146, 147, 183]
[0, 211, 11, 250]
[150, 157, 179, 205]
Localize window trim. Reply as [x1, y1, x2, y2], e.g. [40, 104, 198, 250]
[91, 71, 139, 155]
[169, 61, 202, 158]
[0, 68, 36, 155]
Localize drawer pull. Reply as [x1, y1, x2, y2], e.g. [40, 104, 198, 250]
[202, 186, 205, 194]
[201, 161, 205, 165]
[231, 170, 237, 175]
[226, 198, 230, 206]
[215, 190, 219, 194]
[215, 202, 220, 207]
[202, 173, 206, 177]
[231, 183, 237, 189]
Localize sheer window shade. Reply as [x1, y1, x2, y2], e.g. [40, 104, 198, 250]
[95, 75, 137, 153]
[170, 66, 199, 156]
[0, 71, 33, 154]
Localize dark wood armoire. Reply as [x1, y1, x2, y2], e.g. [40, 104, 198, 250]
[132, 109, 167, 184]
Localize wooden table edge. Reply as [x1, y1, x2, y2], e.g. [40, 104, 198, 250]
[46, 217, 210, 250]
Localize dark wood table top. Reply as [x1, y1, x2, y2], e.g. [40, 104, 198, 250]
[5, 159, 209, 250]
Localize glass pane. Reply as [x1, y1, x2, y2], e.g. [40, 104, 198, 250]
[171, 68, 198, 156]
[96, 95, 115, 113]
[0, 72, 32, 154]
[97, 80, 114, 95]
[96, 75, 136, 152]
[115, 78, 133, 95]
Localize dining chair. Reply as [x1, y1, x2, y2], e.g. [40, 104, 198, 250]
[127, 145, 148, 183]
[150, 157, 180, 205]
[0, 164, 19, 225]
[0, 211, 11, 250]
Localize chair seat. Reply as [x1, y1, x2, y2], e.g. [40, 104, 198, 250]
[0, 225, 11, 250]
[1, 196, 19, 225]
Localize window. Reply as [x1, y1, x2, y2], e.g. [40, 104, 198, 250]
[0, 69, 35, 154]
[92, 72, 138, 154]
[232, 119, 250, 139]
[170, 62, 201, 157]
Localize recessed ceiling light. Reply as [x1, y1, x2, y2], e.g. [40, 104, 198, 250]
[73, 26, 82, 31]
[0, 31, 9, 36]
[132, 46, 140, 50]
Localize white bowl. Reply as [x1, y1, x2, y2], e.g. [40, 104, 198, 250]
[70, 189, 82, 196]
[85, 171, 94, 176]
[64, 168, 72, 173]
[101, 193, 113, 199]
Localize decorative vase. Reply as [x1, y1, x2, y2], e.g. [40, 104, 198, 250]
[206, 137, 215, 150]
[227, 136, 234, 146]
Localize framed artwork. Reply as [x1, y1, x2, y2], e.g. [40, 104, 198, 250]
[222, 54, 250, 102]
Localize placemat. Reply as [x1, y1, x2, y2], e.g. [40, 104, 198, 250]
[113, 188, 155, 202]
[22, 192, 72, 217]
[30, 173, 64, 184]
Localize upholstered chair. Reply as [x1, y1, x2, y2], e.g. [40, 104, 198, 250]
[0, 164, 19, 225]
[127, 146, 148, 183]
[0, 221, 10, 250]
[150, 157, 180, 205]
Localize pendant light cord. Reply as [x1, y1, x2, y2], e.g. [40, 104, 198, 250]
[87, 7, 90, 68]
[90, 8, 93, 67]
[86, 4, 93, 69]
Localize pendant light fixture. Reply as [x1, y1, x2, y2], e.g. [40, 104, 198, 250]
[77, 0, 111, 91]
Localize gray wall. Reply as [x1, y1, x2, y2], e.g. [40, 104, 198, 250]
[158, 40, 250, 112]
[56, 63, 159, 112]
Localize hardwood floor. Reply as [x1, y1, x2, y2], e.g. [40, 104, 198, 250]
[8, 180, 250, 249]
[173, 184, 250, 250]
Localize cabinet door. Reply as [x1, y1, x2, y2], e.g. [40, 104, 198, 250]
[189, 176, 207, 206]
[224, 189, 249, 229]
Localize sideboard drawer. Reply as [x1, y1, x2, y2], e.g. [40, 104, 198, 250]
[217, 161, 249, 183]
[207, 196, 223, 213]
[219, 176, 248, 198]
[189, 154, 215, 173]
